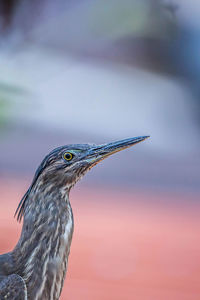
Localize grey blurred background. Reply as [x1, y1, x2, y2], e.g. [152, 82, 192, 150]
[0, 0, 199, 194]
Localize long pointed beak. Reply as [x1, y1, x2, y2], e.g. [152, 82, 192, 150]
[85, 136, 150, 166]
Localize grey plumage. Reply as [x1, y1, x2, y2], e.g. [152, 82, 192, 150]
[0, 274, 27, 300]
[0, 136, 149, 300]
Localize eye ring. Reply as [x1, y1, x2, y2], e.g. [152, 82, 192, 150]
[63, 152, 74, 161]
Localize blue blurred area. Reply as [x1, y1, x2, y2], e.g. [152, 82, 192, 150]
[0, 0, 199, 194]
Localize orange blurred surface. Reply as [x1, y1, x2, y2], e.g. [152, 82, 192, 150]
[0, 178, 200, 300]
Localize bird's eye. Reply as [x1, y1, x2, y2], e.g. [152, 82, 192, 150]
[63, 152, 74, 161]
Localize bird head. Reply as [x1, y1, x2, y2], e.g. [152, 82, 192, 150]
[15, 136, 149, 221]
[35, 135, 149, 189]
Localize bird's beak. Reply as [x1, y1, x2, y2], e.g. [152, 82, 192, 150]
[85, 136, 150, 166]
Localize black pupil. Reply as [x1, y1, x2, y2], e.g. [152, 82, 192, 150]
[65, 153, 72, 160]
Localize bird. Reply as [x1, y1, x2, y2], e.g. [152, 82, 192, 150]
[0, 136, 149, 300]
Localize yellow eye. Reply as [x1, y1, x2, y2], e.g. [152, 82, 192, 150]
[63, 152, 73, 161]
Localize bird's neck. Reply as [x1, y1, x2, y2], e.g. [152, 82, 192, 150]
[13, 184, 74, 300]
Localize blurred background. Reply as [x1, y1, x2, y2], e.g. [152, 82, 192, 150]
[0, 0, 200, 299]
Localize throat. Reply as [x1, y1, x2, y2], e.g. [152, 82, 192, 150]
[13, 189, 74, 300]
